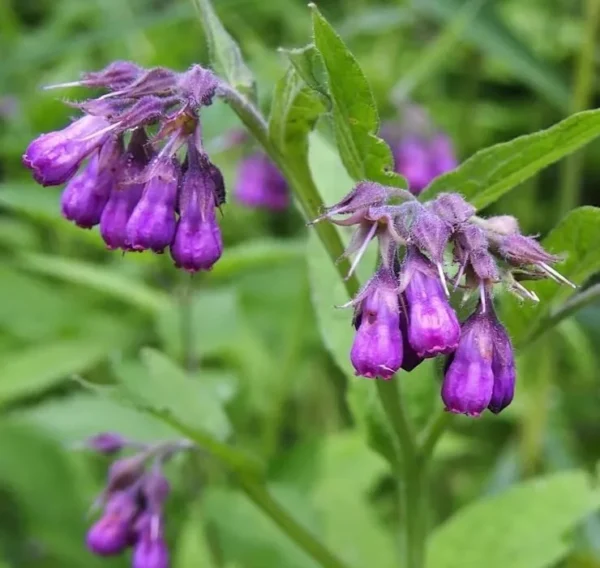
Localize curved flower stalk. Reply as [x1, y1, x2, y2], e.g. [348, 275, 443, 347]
[312, 185, 574, 416]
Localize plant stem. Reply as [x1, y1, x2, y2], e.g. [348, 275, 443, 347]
[558, 0, 600, 217]
[419, 410, 452, 465]
[240, 479, 350, 568]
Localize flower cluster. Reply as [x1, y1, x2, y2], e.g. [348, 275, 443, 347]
[23, 61, 226, 272]
[83, 432, 191, 568]
[382, 105, 458, 195]
[313, 183, 574, 417]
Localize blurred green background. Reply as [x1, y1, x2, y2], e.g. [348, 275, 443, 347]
[1, 0, 600, 567]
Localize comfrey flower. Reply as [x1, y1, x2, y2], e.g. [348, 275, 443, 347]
[312, 179, 574, 416]
[348, 266, 403, 379]
[23, 61, 229, 272]
[82, 432, 193, 567]
[382, 105, 458, 195]
[235, 152, 289, 211]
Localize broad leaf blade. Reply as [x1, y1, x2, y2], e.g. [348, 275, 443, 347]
[427, 471, 600, 568]
[309, 5, 406, 187]
[282, 45, 329, 100]
[192, 0, 256, 99]
[422, 110, 600, 210]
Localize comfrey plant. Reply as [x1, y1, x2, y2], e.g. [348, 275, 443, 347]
[312, 185, 573, 416]
[22, 2, 600, 568]
[23, 62, 225, 272]
[83, 433, 192, 568]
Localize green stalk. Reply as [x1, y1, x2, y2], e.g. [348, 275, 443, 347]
[219, 79, 452, 568]
[558, 0, 600, 217]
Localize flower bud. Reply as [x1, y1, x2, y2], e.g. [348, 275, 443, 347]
[80, 60, 142, 90]
[86, 492, 138, 556]
[488, 320, 516, 414]
[132, 527, 170, 568]
[428, 193, 475, 227]
[350, 268, 402, 379]
[106, 454, 147, 494]
[23, 114, 110, 186]
[402, 249, 460, 357]
[441, 306, 494, 417]
[126, 157, 179, 253]
[234, 153, 289, 211]
[170, 149, 223, 271]
[100, 129, 150, 249]
[87, 432, 127, 455]
[141, 471, 170, 511]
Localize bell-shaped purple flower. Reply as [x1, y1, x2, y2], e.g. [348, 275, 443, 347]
[86, 432, 127, 455]
[170, 145, 223, 272]
[235, 153, 289, 211]
[429, 133, 458, 177]
[132, 526, 170, 568]
[399, 301, 424, 372]
[60, 135, 123, 228]
[441, 304, 494, 417]
[126, 157, 179, 253]
[350, 267, 402, 379]
[23, 114, 110, 186]
[100, 130, 150, 249]
[488, 319, 516, 414]
[393, 136, 432, 195]
[402, 249, 460, 357]
[86, 492, 138, 556]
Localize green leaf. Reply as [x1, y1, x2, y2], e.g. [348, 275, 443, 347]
[427, 470, 600, 568]
[269, 66, 326, 191]
[174, 502, 216, 568]
[192, 0, 255, 99]
[413, 0, 569, 110]
[114, 348, 231, 442]
[282, 44, 329, 100]
[18, 253, 169, 314]
[422, 110, 600, 210]
[0, 332, 131, 407]
[309, 5, 407, 188]
[501, 207, 600, 347]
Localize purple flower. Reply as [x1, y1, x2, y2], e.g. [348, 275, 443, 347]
[132, 526, 170, 568]
[126, 158, 179, 253]
[441, 303, 494, 417]
[234, 153, 289, 211]
[350, 268, 402, 379]
[170, 145, 223, 272]
[488, 318, 516, 414]
[402, 248, 460, 357]
[86, 492, 138, 556]
[60, 135, 122, 228]
[23, 115, 110, 186]
[87, 432, 127, 455]
[393, 136, 432, 195]
[399, 302, 424, 372]
[429, 133, 458, 177]
[100, 130, 150, 249]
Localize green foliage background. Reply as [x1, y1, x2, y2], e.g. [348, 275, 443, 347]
[1, 0, 600, 567]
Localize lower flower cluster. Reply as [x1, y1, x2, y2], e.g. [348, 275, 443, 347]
[84, 433, 191, 568]
[314, 183, 574, 417]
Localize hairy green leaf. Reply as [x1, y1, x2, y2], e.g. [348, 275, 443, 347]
[192, 0, 255, 99]
[422, 110, 600, 210]
[309, 5, 406, 187]
[427, 470, 600, 568]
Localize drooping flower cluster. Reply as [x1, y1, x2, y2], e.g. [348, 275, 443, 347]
[83, 432, 192, 568]
[382, 104, 458, 195]
[23, 61, 226, 272]
[313, 183, 574, 417]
